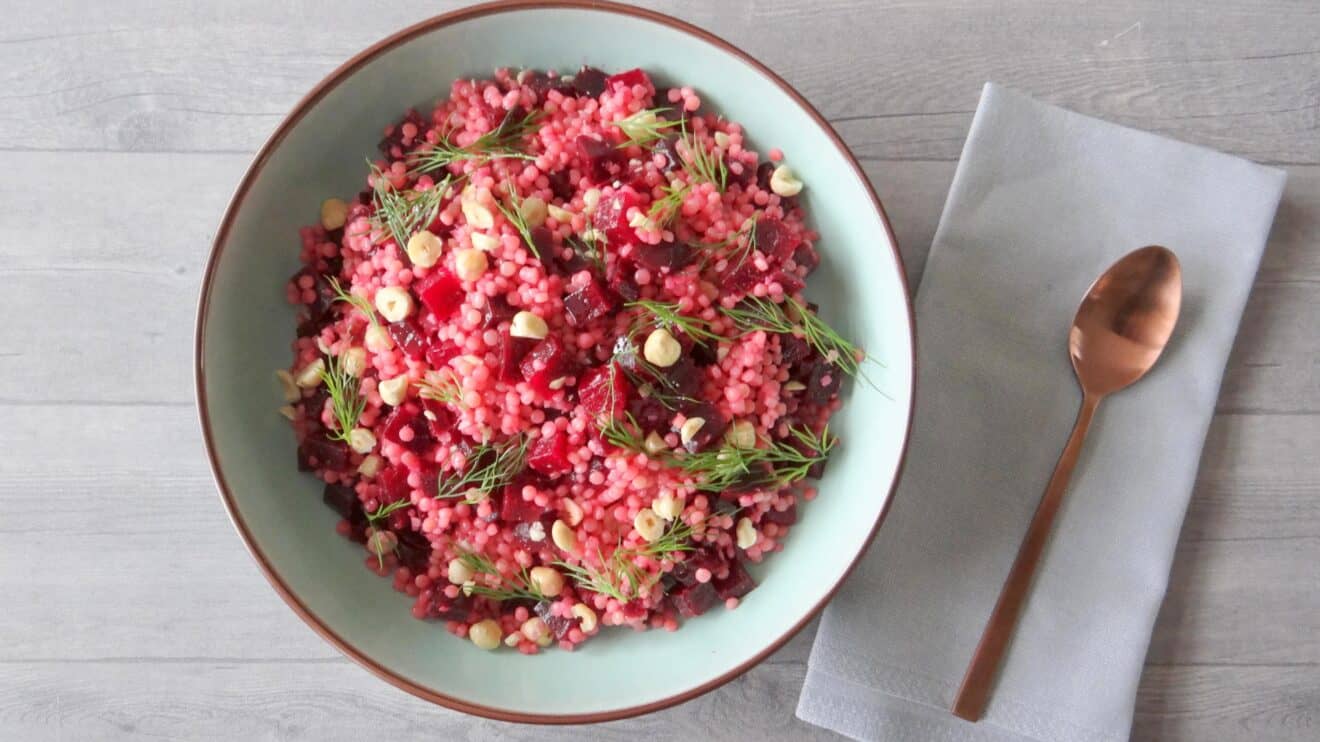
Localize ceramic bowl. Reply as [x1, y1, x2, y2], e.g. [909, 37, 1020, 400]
[196, 0, 914, 723]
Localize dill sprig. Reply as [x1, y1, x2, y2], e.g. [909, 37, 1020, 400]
[627, 299, 722, 346]
[455, 549, 548, 603]
[493, 184, 541, 260]
[407, 109, 543, 175]
[327, 277, 382, 331]
[317, 352, 365, 442]
[566, 217, 607, 273]
[646, 181, 691, 228]
[610, 336, 701, 412]
[434, 435, 528, 502]
[721, 296, 874, 382]
[554, 550, 632, 602]
[365, 163, 449, 248]
[555, 518, 702, 600]
[599, 411, 648, 453]
[679, 121, 728, 193]
[366, 497, 412, 526]
[612, 108, 683, 149]
[675, 424, 836, 492]
[417, 369, 466, 409]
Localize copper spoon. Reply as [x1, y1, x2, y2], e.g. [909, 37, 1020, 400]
[951, 245, 1183, 722]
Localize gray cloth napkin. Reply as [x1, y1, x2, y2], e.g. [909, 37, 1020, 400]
[796, 83, 1286, 742]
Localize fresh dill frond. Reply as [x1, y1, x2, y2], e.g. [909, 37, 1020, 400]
[611, 108, 683, 149]
[556, 517, 706, 600]
[455, 549, 548, 602]
[678, 120, 728, 193]
[599, 411, 649, 453]
[646, 181, 691, 228]
[434, 435, 528, 502]
[493, 184, 541, 260]
[721, 296, 874, 383]
[407, 109, 543, 175]
[566, 217, 607, 273]
[365, 497, 412, 526]
[417, 369, 465, 409]
[631, 516, 699, 560]
[327, 276, 382, 331]
[674, 424, 836, 492]
[627, 299, 722, 346]
[553, 551, 631, 602]
[365, 163, 449, 248]
[317, 352, 366, 442]
[609, 336, 701, 412]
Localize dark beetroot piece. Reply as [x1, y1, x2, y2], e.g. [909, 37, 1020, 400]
[592, 187, 641, 245]
[804, 359, 844, 404]
[535, 600, 579, 640]
[500, 479, 550, 523]
[606, 258, 642, 302]
[670, 547, 725, 586]
[414, 269, 465, 318]
[481, 294, 516, 329]
[571, 65, 609, 98]
[379, 404, 432, 452]
[322, 483, 363, 523]
[527, 432, 573, 477]
[387, 317, 429, 359]
[393, 529, 432, 571]
[689, 339, 719, 367]
[420, 398, 455, 438]
[564, 275, 617, 327]
[519, 334, 572, 394]
[298, 435, 349, 472]
[575, 135, 618, 183]
[291, 268, 336, 324]
[376, 464, 411, 502]
[774, 269, 807, 295]
[755, 161, 777, 191]
[680, 403, 728, 453]
[527, 226, 562, 272]
[713, 559, 757, 601]
[723, 261, 768, 294]
[545, 169, 577, 201]
[498, 334, 537, 382]
[762, 500, 798, 526]
[424, 340, 459, 370]
[634, 239, 693, 273]
[792, 243, 821, 274]
[659, 356, 705, 403]
[779, 334, 813, 367]
[671, 580, 721, 617]
[606, 67, 650, 92]
[754, 218, 802, 263]
[418, 589, 473, 622]
[626, 396, 672, 436]
[578, 363, 631, 420]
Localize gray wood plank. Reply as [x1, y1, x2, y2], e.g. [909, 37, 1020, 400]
[1, 1, 1316, 163]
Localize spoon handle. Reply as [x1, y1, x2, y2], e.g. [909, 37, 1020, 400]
[952, 392, 1102, 722]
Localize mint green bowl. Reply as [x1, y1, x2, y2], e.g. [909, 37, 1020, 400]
[196, 0, 914, 723]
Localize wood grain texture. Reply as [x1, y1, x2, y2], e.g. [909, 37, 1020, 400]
[1, 0, 1317, 740]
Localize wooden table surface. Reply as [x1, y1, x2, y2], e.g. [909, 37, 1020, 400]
[2, 1, 1316, 739]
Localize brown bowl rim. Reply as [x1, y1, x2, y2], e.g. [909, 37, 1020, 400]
[194, 0, 916, 725]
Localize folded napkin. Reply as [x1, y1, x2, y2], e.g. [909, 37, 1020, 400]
[797, 83, 1286, 741]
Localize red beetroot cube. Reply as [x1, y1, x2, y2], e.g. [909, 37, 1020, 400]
[564, 277, 617, 327]
[671, 547, 725, 586]
[607, 258, 642, 302]
[388, 317, 429, 359]
[297, 435, 349, 471]
[805, 360, 843, 404]
[527, 433, 573, 477]
[753, 218, 802, 263]
[723, 261, 767, 294]
[519, 334, 570, 394]
[572, 65, 609, 98]
[322, 483, 363, 524]
[379, 405, 431, 451]
[418, 590, 473, 622]
[713, 559, 757, 601]
[576, 135, 618, 183]
[593, 188, 641, 245]
[635, 240, 693, 272]
[498, 334, 536, 382]
[672, 581, 721, 617]
[376, 464, 411, 501]
[762, 501, 798, 525]
[421, 398, 454, 438]
[579, 363, 630, 420]
[500, 481, 549, 523]
[481, 295, 516, 329]
[394, 529, 431, 570]
[414, 269, 464, 318]
[607, 67, 651, 91]
[535, 601, 578, 639]
[425, 341, 459, 369]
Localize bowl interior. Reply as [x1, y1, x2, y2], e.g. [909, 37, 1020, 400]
[199, 4, 913, 720]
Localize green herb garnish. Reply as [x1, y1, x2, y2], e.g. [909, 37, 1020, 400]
[555, 517, 702, 600]
[417, 368, 465, 409]
[493, 184, 541, 260]
[434, 435, 528, 502]
[455, 549, 548, 603]
[365, 162, 449, 248]
[612, 108, 683, 149]
[408, 109, 543, 175]
[722, 296, 875, 382]
[627, 299, 721, 346]
[675, 424, 836, 492]
[646, 181, 691, 228]
[317, 352, 365, 442]
[554, 550, 632, 602]
[678, 121, 728, 193]
[327, 276, 382, 331]
[566, 216, 607, 273]
[610, 337, 702, 412]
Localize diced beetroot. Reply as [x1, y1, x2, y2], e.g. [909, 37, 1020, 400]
[414, 269, 465, 318]
[690, 340, 718, 367]
[546, 169, 576, 201]
[805, 360, 843, 404]
[671, 547, 725, 586]
[793, 243, 820, 274]
[418, 590, 473, 622]
[527, 433, 573, 477]
[755, 161, 776, 191]
[291, 268, 336, 324]
[659, 357, 705, 404]
[576, 135, 618, 183]
[322, 483, 363, 523]
[481, 295, 516, 329]
[671, 581, 720, 617]
[527, 225, 559, 269]
[714, 560, 757, 600]
[572, 65, 609, 98]
[607, 258, 642, 302]
[379, 405, 432, 451]
[519, 334, 571, 394]
[725, 157, 755, 189]
[620, 599, 649, 620]
[394, 529, 431, 570]
[635, 240, 694, 272]
[724, 261, 767, 294]
[424, 340, 459, 369]
[762, 501, 798, 525]
[773, 270, 806, 294]
[681, 403, 728, 453]
[388, 317, 429, 359]
[421, 398, 455, 438]
[779, 334, 813, 367]
[535, 601, 579, 639]
[626, 396, 672, 435]
[376, 464, 410, 501]
[606, 67, 650, 91]
[754, 218, 803, 263]
[578, 363, 631, 420]
[564, 276, 617, 327]
[500, 481, 549, 523]
[297, 435, 349, 471]
[593, 188, 641, 245]
[498, 334, 537, 382]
